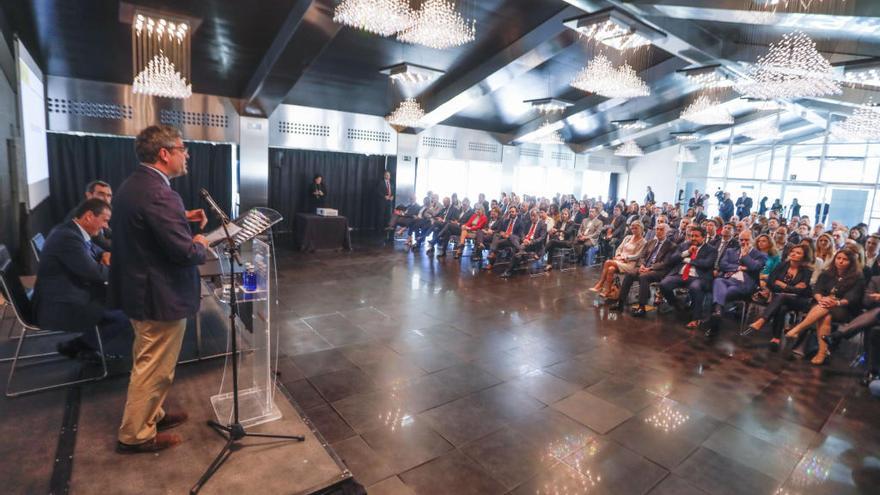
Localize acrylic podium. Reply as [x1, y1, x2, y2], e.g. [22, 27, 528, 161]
[206, 207, 284, 428]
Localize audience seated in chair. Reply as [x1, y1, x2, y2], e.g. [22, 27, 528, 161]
[705, 230, 768, 338]
[619, 223, 676, 316]
[33, 198, 130, 362]
[658, 226, 718, 329]
[501, 209, 546, 278]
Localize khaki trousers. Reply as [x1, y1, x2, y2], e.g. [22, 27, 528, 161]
[118, 318, 187, 445]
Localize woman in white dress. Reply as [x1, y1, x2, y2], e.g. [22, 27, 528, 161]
[591, 221, 647, 298]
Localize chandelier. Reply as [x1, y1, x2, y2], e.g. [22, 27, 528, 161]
[743, 120, 782, 141]
[398, 0, 476, 50]
[736, 31, 840, 99]
[676, 147, 697, 163]
[681, 95, 733, 126]
[611, 119, 647, 130]
[615, 141, 643, 157]
[525, 121, 565, 145]
[678, 65, 735, 89]
[571, 54, 650, 99]
[831, 102, 880, 141]
[333, 0, 414, 37]
[386, 98, 426, 128]
[524, 97, 573, 115]
[844, 68, 880, 89]
[132, 14, 192, 99]
[573, 18, 651, 51]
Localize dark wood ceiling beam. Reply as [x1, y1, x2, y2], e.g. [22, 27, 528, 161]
[241, 0, 340, 117]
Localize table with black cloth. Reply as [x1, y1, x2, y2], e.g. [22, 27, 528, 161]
[294, 213, 352, 252]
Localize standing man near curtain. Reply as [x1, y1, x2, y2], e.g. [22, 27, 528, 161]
[378, 170, 394, 239]
[112, 125, 210, 454]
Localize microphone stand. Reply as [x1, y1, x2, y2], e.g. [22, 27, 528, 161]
[191, 192, 304, 494]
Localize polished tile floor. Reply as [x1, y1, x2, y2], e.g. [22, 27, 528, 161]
[273, 235, 879, 495]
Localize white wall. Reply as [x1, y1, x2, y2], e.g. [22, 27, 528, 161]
[625, 146, 680, 204]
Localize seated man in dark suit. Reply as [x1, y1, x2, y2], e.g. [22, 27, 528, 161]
[484, 206, 524, 271]
[544, 208, 577, 271]
[705, 230, 767, 337]
[423, 197, 458, 253]
[435, 199, 472, 257]
[659, 226, 718, 328]
[620, 223, 677, 315]
[502, 209, 546, 278]
[33, 198, 129, 361]
[65, 180, 114, 251]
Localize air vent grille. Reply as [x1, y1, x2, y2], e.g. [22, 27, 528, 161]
[422, 136, 457, 149]
[278, 121, 331, 137]
[551, 152, 573, 161]
[467, 141, 499, 153]
[520, 147, 544, 158]
[347, 128, 391, 143]
[47, 98, 133, 120]
[161, 109, 229, 128]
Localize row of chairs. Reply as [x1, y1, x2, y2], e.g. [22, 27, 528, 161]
[0, 241, 108, 397]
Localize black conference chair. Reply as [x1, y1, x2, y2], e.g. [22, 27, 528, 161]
[0, 245, 107, 397]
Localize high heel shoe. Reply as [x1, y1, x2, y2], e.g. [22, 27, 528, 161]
[810, 352, 829, 366]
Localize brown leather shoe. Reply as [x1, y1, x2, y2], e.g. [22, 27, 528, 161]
[116, 432, 182, 454]
[157, 411, 189, 431]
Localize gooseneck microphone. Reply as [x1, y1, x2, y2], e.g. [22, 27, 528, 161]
[200, 188, 229, 223]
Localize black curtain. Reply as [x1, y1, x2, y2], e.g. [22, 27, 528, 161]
[608, 173, 619, 203]
[46, 133, 232, 231]
[269, 148, 391, 232]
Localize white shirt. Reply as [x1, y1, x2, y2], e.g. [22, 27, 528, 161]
[141, 163, 171, 187]
[73, 220, 91, 243]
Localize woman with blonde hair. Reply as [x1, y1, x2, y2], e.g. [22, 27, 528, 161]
[591, 221, 647, 298]
[756, 234, 779, 281]
[813, 233, 835, 284]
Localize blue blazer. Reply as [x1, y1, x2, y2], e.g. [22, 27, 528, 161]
[108, 166, 207, 321]
[33, 220, 109, 331]
[718, 246, 768, 289]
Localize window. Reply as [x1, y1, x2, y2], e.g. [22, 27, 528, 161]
[514, 166, 546, 196]
[787, 144, 822, 182]
[416, 159, 467, 200]
[728, 146, 757, 179]
[466, 161, 502, 201]
[708, 145, 727, 177]
[582, 170, 610, 200]
[546, 167, 575, 197]
[782, 185, 823, 221]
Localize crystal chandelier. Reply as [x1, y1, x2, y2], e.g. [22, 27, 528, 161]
[525, 121, 565, 145]
[333, 0, 414, 37]
[132, 13, 192, 99]
[681, 95, 733, 126]
[615, 141, 644, 157]
[398, 0, 476, 50]
[676, 147, 697, 163]
[524, 98, 572, 115]
[386, 98, 426, 128]
[573, 18, 651, 51]
[571, 54, 650, 99]
[844, 68, 880, 89]
[736, 31, 840, 99]
[743, 120, 782, 141]
[612, 119, 647, 130]
[671, 132, 700, 142]
[831, 102, 880, 141]
[678, 65, 734, 89]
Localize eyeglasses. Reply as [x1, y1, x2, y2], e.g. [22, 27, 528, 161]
[165, 145, 189, 155]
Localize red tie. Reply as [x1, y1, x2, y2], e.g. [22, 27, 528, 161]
[506, 219, 514, 235]
[525, 223, 536, 242]
[682, 246, 697, 281]
[385, 180, 390, 196]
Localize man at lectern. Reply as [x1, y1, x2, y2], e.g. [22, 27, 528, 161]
[111, 125, 210, 454]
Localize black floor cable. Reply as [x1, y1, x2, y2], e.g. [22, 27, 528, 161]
[48, 384, 81, 495]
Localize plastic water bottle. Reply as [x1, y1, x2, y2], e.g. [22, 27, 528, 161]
[243, 263, 257, 292]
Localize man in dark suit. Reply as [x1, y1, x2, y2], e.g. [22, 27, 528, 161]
[484, 206, 525, 270]
[719, 192, 735, 222]
[659, 226, 718, 328]
[621, 223, 677, 316]
[423, 197, 455, 253]
[705, 230, 767, 337]
[379, 171, 394, 238]
[112, 125, 210, 454]
[502, 209, 547, 278]
[33, 198, 129, 361]
[435, 199, 472, 257]
[544, 208, 578, 271]
[735, 193, 752, 218]
[65, 180, 114, 251]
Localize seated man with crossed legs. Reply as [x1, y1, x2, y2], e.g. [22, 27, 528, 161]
[659, 226, 718, 329]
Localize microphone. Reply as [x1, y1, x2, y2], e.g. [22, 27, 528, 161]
[200, 188, 229, 223]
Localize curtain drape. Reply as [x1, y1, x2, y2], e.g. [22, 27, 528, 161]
[46, 133, 232, 231]
[609, 173, 619, 203]
[269, 148, 392, 232]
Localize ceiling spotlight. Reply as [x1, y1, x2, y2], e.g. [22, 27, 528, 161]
[563, 8, 665, 51]
[615, 141, 644, 157]
[677, 65, 735, 89]
[380, 63, 445, 85]
[671, 132, 701, 142]
[524, 97, 573, 114]
[611, 119, 647, 130]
